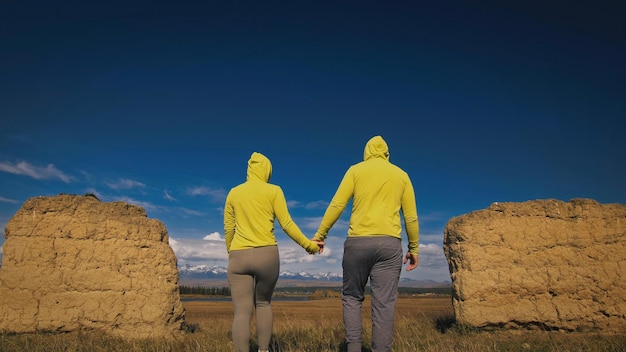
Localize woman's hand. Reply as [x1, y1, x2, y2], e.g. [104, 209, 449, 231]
[310, 239, 325, 254]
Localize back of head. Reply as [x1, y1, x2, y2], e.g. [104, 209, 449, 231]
[246, 152, 273, 182]
[363, 135, 390, 161]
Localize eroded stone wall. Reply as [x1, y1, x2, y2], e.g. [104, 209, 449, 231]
[444, 198, 626, 332]
[0, 194, 185, 339]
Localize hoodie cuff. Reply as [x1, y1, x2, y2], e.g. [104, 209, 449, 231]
[313, 232, 326, 241]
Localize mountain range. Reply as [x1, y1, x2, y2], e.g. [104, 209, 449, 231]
[178, 264, 342, 281]
[177, 264, 450, 288]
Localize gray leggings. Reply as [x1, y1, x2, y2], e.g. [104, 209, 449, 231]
[227, 245, 279, 352]
[342, 236, 403, 352]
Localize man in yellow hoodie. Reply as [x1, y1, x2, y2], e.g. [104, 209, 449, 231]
[313, 135, 419, 352]
[224, 152, 320, 352]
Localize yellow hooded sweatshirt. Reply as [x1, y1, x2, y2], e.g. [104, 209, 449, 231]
[224, 152, 319, 253]
[314, 136, 419, 254]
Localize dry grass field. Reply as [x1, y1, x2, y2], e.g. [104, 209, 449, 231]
[1, 296, 625, 351]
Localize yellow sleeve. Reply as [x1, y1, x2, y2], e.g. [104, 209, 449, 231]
[223, 193, 235, 253]
[274, 187, 319, 253]
[314, 168, 353, 241]
[402, 177, 419, 254]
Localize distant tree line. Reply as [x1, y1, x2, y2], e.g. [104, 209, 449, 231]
[398, 287, 452, 295]
[309, 289, 341, 299]
[177, 285, 450, 297]
[179, 285, 231, 296]
[274, 286, 334, 295]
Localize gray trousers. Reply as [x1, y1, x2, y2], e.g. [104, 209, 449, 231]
[227, 245, 279, 352]
[342, 236, 403, 352]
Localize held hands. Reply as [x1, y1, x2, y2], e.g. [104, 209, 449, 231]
[404, 252, 418, 271]
[307, 238, 325, 255]
[312, 239, 325, 254]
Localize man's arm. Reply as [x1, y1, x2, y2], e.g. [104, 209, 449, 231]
[274, 187, 319, 253]
[402, 177, 419, 255]
[223, 194, 235, 253]
[314, 169, 354, 241]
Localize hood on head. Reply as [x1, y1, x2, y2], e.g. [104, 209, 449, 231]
[247, 152, 272, 182]
[363, 135, 390, 161]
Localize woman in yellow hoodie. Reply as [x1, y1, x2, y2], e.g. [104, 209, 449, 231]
[313, 136, 419, 352]
[224, 152, 320, 352]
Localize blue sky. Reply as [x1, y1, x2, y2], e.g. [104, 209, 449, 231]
[1, 1, 624, 282]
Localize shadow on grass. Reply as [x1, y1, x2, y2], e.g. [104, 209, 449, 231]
[266, 339, 373, 352]
[435, 314, 457, 333]
[336, 341, 374, 352]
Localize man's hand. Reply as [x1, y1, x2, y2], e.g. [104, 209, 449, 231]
[404, 252, 418, 271]
[311, 239, 325, 254]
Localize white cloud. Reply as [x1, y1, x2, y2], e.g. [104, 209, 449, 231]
[0, 161, 71, 183]
[315, 238, 341, 266]
[106, 178, 146, 190]
[187, 186, 227, 201]
[164, 190, 177, 201]
[169, 236, 228, 264]
[177, 207, 206, 217]
[305, 200, 329, 210]
[297, 217, 323, 230]
[0, 196, 19, 204]
[277, 239, 340, 274]
[278, 243, 322, 264]
[417, 243, 449, 268]
[275, 234, 341, 272]
[203, 232, 224, 241]
[419, 232, 444, 243]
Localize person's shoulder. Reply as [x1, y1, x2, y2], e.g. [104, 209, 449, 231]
[390, 162, 407, 172]
[349, 160, 367, 170]
[265, 183, 286, 199]
[383, 161, 410, 178]
[230, 180, 254, 193]
[230, 182, 247, 190]
[267, 183, 283, 191]
[256, 181, 281, 192]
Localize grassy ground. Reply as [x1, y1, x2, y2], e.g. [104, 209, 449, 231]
[1, 296, 625, 351]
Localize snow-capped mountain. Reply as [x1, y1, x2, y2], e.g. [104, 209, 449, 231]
[178, 264, 228, 279]
[278, 270, 342, 281]
[177, 264, 451, 287]
[177, 264, 341, 281]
